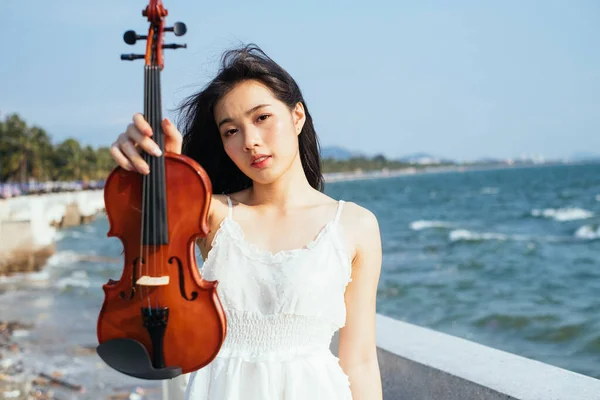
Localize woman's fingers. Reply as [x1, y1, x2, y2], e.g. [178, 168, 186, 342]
[118, 134, 150, 174]
[162, 118, 183, 154]
[109, 114, 181, 176]
[125, 124, 162, 157]
[109, 139, 135, 172]
[133, 113, 153, 137]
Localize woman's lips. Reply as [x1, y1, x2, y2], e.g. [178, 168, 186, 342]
[251, 155, 272, 168]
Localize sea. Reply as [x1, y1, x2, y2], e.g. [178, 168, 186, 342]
[1, 162, 599, 398]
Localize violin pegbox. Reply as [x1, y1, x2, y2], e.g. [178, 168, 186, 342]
[120, 0, 187, 69]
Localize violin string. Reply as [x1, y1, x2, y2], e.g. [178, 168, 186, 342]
[140, 159, 146, 305]
[143, 65, 150, 312]
[140, 66, 146, 308]
[157, 64, 165, 311]
[151, 64, 158, 311]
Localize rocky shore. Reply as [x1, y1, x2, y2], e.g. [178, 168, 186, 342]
[0, 191, 105, 276]
[0, 316, 154, 399]
[0, 190, 162, 399]
[0, 191, 104, 398]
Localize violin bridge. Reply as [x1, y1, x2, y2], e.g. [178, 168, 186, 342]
[136, 276, 170, 286]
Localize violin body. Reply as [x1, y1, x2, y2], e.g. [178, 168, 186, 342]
[98, 154, 226, 376]
[95, 1, 226, 380]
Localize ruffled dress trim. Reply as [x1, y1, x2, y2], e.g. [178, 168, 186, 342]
[202, 216, 353, 284]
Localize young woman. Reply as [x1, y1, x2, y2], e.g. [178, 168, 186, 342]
[109, 44, 383, 400]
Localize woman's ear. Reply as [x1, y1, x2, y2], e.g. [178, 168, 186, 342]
[293, 102, 306, 135]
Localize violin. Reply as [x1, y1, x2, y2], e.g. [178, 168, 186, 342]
[96, 0, 226, 380]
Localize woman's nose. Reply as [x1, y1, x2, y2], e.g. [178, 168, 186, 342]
[243, 126, 262, 150]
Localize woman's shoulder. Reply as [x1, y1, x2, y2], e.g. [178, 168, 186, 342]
[196, 192, 241, 258]
[208, 189, 251, 223]
[337, 200, 380, 259]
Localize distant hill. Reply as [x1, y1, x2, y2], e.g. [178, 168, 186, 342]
[570, 152, 600, 161]
[321, 147, 458, 164]
[398, 152, 455, 165]
[321, 146, 365, 160]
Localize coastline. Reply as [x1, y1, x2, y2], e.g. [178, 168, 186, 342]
[1, 159, 594, 276]
[0, 160, 596, 398]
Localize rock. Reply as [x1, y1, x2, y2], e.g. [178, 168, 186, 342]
[0, 190, 104, 276]
[60, 203, 80, 228]
[0, 244, 55, 276]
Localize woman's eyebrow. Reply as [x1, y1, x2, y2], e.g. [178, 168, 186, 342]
[217, 104, 271, 128]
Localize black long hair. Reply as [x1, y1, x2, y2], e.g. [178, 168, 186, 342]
[176, 44, 324, 195]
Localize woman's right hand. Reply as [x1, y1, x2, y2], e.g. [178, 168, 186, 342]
[110, 113, 183, 175]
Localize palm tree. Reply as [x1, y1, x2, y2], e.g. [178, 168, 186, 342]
[28, 126, 53, 182]
[0, 113, 35, 183]
[54, 138, 84, 180]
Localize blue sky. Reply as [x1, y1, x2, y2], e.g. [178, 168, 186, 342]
[2, 1, 599, 161]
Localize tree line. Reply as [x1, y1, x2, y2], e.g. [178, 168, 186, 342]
[0, 113, 426, 184]
[0, 113, 114, 183]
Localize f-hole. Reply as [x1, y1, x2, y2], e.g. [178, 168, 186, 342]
[168, 256, 198, 301]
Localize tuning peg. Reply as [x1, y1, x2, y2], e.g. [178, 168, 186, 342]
[121, 54, 145, 61]
[123, 30, 148, 45]
[162, 44, 187, 49]
[164, 22, 187, 36]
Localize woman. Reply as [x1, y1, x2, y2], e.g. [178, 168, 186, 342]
[110, 44, 383, 400]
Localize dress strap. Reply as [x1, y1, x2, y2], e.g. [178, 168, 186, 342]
[334, 200, 345, 223]
[226, 195, 233, 219]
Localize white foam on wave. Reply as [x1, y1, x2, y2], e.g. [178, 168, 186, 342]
[3, 190, 105, 247]
[25, 269, 51, 282]
[574, 224, 600, 240]
[45, 251, 82, 268]
[449, 229, 509, 242]
[481, 187, 499, 195]
[55, 270, 91, 290]
[531, 207, 594, 222]
[410, 220, 452, 230]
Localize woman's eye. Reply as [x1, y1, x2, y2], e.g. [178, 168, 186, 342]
[257, 114, 270, 122]
[224, 128, 237, 136]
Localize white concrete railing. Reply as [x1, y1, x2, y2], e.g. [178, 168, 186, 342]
[364, 314, 600, 400]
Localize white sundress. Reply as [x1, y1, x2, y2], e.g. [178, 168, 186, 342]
[184, 196, 353, 400]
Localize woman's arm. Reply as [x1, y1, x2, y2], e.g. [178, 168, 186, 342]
[196, 194, 228, 260]
[338, 206, 383, 400]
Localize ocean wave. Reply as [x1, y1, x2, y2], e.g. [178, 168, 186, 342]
[55, 270, 90, 290]
[449, 229, 509, 242]
[527, 323, 588, 343]
[45, 251, 83, 268]
[410, 220, 452, 230]
[574, 224, 600, 240]
[480, 187, 499, 195]
[596, 194, 600, 202]
[531, 207, 594, 222]
[474, 313, 560, 330]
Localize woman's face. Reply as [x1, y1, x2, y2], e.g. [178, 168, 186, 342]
[214, 80, 305, 184]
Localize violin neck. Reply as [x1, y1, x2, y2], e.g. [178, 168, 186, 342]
[141, 64, 169, 246]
